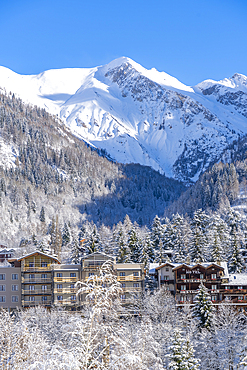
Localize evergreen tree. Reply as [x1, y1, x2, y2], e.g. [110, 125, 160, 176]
[151, 215, 164, 251]
[155, 240, 167, 265]
[87, 225, 101, 254]
[167, 329, 199, 370]
[39, 206, 45, 223]
[116, 226, 131, 263]
[190, 209, 210, 262]
[192, 283, 214, 330]
[62, 222, 71, 247]
[229, 229, 245, 273]
[128, 227, 142, 263]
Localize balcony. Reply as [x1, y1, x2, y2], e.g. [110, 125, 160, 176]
[161, 279, 174, 284]
[54, 300, 77, 306]
[22, 278, 52, 283]
[22, 264, 52, 272]
[177, 278, 206, 283]
[22, 289, 52, 295]
[53, 277, 77, 283]
[121, 287, 142, 292]
[53, 288, 77, 294]
[22, 300, 52, 306]
[117, 276, 142, 282]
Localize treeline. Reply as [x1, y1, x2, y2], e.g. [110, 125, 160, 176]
[0, 90, 185, 246]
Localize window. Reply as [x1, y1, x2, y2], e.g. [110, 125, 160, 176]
[42, 274, 47, 279]
[181, 274, 186, 280]
[29, 285, 35, 291]
[211, 295, 217, 301]
[57, 273, 63, 277]
[71, 295, 76, 301]
[120, 295, 126, 300]
[29, 274, 35, 280]
[238, 296, 244, 301]
[180, 296, 186, 302]
[200, 274, 204, 279]
[238, 286, 243, 290]
[225, 286, 230, 290]
[211, 274, 217, 280]
[12, 274, 18, 280]
[57, 284, 62, 290]
[133, 272, 139, 277]
[166, 268, 169, 272]
[121, 283, 126, 288]
[120, 272, 125, 276]
[133, 283, 139, 288]
[12, 285, 18, 291]
[57, 296, 63, 301]
[181, 285, 186, 291]
[89, 273, 94, 276]
[0, 285, 5, 291]
[42, 296, 47, 302]
[211, 285, 217, 290]
[0, 296, 6, 302]
[29, 262, 34, 267]
[29, 296, 35, 301]
[12, 296, 18, 303]
[70, 284, 75, 289]
[164, 276, 169, 280]
[42, 285, 47, 291]
[41, 262, 47, 267]
[0, 274, 5, 280]
[70, 273, 76, 277]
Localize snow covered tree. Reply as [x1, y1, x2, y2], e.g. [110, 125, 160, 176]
[229, 229, 245, 273]
[116, 226, 130, 263]
[192, 283, 214, 330]
[39, 206, 45, 223]
[62, 222, 71, 246]
[87, 224, 101, 254]
[167, 329, 199, 370]
[151, 215, 164, 251]
[128, 226, 142, 263]
[190, 209, 210, 262]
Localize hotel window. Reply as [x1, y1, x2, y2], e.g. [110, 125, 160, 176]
[200, 274, 204, 279]
[133, 272, 139, 276]
[121, 283, 126, 288]
[57, 296, 63, 301]
[181, 274, 186, 280]
[42, 274, 47, 279]
[0, 285, 5, 291]
[181, 285, 186, 291]
[57, 284, 63, 290]
[12, 274, 18, 280]
[0, 296, 6, 302]
[71, 295, 76, 301]
[238, 296, 244, 301]
[70, 284, 75, 289]
[12, 296, 18, 303]
[29, 262, 34, 267]
[70, 273, 76, 277]
[89, 273, 94, 276]
[29, 274, 35, 280]
[225, 286, 230, 290]
[180, 296, 186, 302]
[0, 274, 5, 280]
[42, 296, 47, 302]
[12, 285, 18, 291]
[211, 295, 217, 301]
[133, 283, 139, 288]
[29, 285, 35, 291]
[211, 274, 217, 280]
[211, 285, 217, 290]
[29, 296, 35, 301]
[164, 276, 169, 280]
[120, 272, 125, 276]
[166, 268, 169, 272]
[238, 286, 243, 290]
[57, 273, 63, 277]
[42, 285, 47, 291]
[120, 295, 126, 300]
[41, 262, 47, 267]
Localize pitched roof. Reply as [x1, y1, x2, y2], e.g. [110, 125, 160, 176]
[16, 250, 60, 263]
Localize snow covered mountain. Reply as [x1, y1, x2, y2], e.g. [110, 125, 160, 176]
[1, 57, 247, 182]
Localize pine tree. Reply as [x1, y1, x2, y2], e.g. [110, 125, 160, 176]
[190, 209, 210, 262]
[151, 215, 164, 251]
[87, 225, 101, 254]
[167, 329, 200, 370]
[128, 227, 142, 263]
[192, 283, 214, 330]
[39, 206, 45, 223]
[116, 226, 131, 263]
[62, 222, 71, 246]
[229, 229, 245, 273]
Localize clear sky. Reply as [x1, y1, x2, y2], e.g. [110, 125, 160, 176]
[0, 0, 247, 86]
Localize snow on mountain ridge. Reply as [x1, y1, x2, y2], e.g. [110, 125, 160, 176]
[0, 59, 247, 183]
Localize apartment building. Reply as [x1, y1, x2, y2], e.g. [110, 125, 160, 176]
[0, 251, 145, 310]
[221, 274, 247, 306]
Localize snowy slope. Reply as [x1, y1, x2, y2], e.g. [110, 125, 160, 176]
[0, 57, 247, 182]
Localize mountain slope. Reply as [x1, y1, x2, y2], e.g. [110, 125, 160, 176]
[1, 58, 247, 182]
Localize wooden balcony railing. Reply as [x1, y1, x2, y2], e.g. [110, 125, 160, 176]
[53, 277, 77, 283]
[22, 289, 52, 295]
[117, 276, 142, 282]
[22, 300, 52, 306]
[53, 288, 77, 294]
[22, 264, 52, 272]
[22, 278, 51, 283]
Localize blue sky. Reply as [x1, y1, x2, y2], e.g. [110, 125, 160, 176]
[0, 0, 247, 85]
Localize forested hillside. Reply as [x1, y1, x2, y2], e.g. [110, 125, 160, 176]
[0, 90, 185, 247]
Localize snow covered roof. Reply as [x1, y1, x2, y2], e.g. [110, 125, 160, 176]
[81, 252, 115, 260]
[222, 274, 247, 286]
[172, 262, 225, 272]
[16, 250, 60, 263]
[155, 262, 180, 271]
[149, 263, 159, 274]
